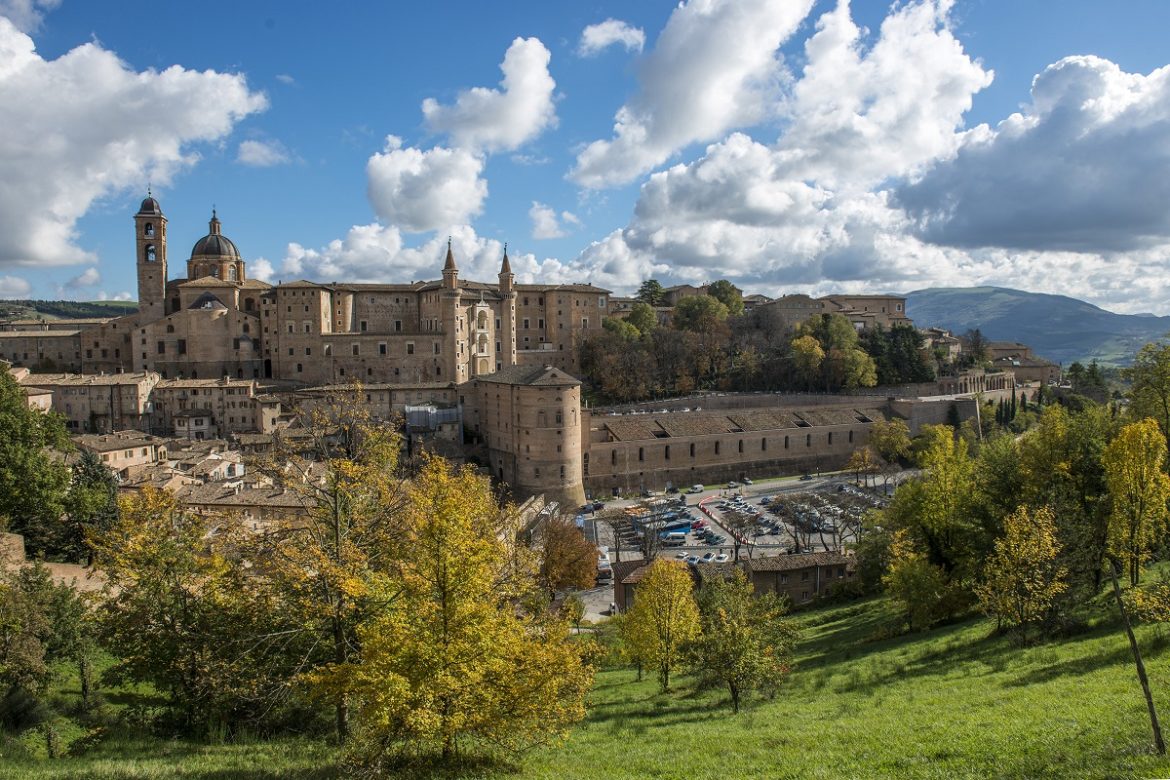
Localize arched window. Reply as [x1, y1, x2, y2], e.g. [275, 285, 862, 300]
[144, 245, 156, 262]
[211, 266, 219, 278]
[144, 223, 154, 237]
[166, 324, 174, 333]
[477, 310, 488, 329]
[228, 266, 237, 281]
[242, 323, 250, 334]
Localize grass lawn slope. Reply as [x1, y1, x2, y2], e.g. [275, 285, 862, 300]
[7, 596, 1170, 779]
[525, 597, 1170, 780]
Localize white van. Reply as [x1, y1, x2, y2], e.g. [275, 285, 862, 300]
[662, 531, 687, 546]
[689, 484, 704, 494]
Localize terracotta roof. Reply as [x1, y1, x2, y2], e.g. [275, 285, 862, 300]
[179, 276, 238, 288]
[20, 371, 157, 387]
[746, 551, 853, 572]
[73, 430, 163, 452]
[472, 364, 581, 387]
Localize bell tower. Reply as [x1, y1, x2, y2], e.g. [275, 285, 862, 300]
[498, 244, 517, 369]
[135, 191, 167, 323]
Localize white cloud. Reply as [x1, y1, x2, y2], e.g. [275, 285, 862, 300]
[366, 136, 487, 233]
[422, 37, 556, 153]
[237, 139, 290, 167]
[898, 55, 1170, 252]
[275, 73, 295, 86]
[567, 0, 991, 293]
[0, 0, 60, 33]
[0, 18, 267, 269]
[0, 273, 30, 297]
[65, 266, 100, 288]
[569, 0, 814, 188]
[529, 201, 580, 240]
[112, 290, 132, 301]
[578, 19, 645, 57]
[249, 257, 275, 283]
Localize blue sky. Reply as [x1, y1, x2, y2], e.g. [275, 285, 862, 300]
[3, 0, 1170, 314]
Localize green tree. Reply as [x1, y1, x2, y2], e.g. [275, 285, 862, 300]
[314, 457, 591, 767]
[93, 488, 289, 733]
[672, 295, 729, 334]
[882, 529, 950, 632]
[1126, 342, 1170, 443]
[601, 317, 641, 341]
[627, 301, 658, 336]
[0, 370, 72, 557]
[975, 505, 1068, 641]
[636, 279, 666, 306]
[625, 560, 700, 691]
[706, 280, 744, 317]
[790, 335, 824, 391]
[687, 570, 796, 713]
[962, 328, 989, 366]
[869, 418, 912, 465]
[62, 449, 119, 564]
[1102, 418, 1170, 586]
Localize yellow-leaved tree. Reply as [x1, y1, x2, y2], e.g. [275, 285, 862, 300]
[625, 559, 700, 691]
[315, 455, 592, 770]
[975, 505, 1067, 641]
[246, 385, 408, 743]
[882, 528, 949, 632]
[1102, 417, 1170, 586]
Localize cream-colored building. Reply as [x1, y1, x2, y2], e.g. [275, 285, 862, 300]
[19, 371, 159, 433]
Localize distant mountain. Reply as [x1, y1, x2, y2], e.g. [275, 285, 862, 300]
[0, 299, 138, 321]
[905, 287, 1170, 367]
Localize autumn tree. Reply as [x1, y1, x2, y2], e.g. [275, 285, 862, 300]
[539, 515, 598, 597]
[790, 335, 824, 391]
[625, 560, 700, 691]
[687, 570, 797, 713]
[247, 385, 407, 742]
[846, 446, 881, 488]
[0, 369, 72, 557]
[1102, 418, 1170, 586]
[316, 457, 591, 768]
[975, 506, 1067, 641]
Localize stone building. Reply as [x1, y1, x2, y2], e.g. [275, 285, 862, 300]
[73, 430, 169, 475]
[149, 377, 280, 438]
[19, 371, 159, 433]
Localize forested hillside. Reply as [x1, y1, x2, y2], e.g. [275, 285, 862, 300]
[906, 287, 1170, 366]
[0, 300, 138, 321]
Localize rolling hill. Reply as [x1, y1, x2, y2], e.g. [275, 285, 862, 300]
[0, 299, 138, 321]
[905, 286, 1170, 366]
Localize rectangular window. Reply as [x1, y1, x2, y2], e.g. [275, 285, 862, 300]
[581, 318, 589, 328]
[433, 342, 440, 354]
[394, 320, 402, 332]
[407, 342, 415, 355]
[352, 344, 360, 356]
[379, 343, 387, 355]
[638, 447, 644, 462]
[538, 318, 544, 329]
[157, 341, 165, 354]
[360, 321, 368, 332]
[523, 318, 530, 329]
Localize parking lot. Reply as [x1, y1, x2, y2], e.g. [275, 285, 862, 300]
[590, 478, 891, 565]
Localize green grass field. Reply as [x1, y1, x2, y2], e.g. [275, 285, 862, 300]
[7, 596, 1170, 779]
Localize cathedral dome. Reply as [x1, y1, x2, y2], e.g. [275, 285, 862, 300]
[190, 210, 241, 259]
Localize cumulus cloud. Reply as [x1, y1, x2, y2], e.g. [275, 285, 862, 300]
[0, 0, 60, 33]
[249, 257, 275, 283]
[898, 55, 1170, 252]
[366, 136, 487, 232]
[567, 0, 991, 293]
[0, 18, 267, 269]
[65, 266, 100, 288]
[275, 220, 603, 292]
[422, 37, 556, 153]
[569, 0, 813, 188]
[529, 202, 579, 240]
[578, 19, 645, 57]
[0, 273, 30, 298]
[237, 139, 290, 167]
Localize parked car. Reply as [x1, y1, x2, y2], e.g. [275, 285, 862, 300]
[727, 481, 739, 489]
[685, 555, 701, 564]
[666, 485, 679, 494]
[688, 484, 704, 494]
[702, 552, 716, 562]
[743, 477, 754, 485]
[715, 553, 730, 563]
[800, 474, 814, 481]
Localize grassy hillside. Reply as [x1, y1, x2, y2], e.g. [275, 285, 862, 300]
[906, 286, 1170, 366]
[0, 300, 138, 321]
[8, 596, 1170, 779]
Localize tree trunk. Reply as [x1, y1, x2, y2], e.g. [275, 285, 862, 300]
[730, 682, 740, 714]
[1110, 559, 1166, 755]
[79, 655, 92, 706]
